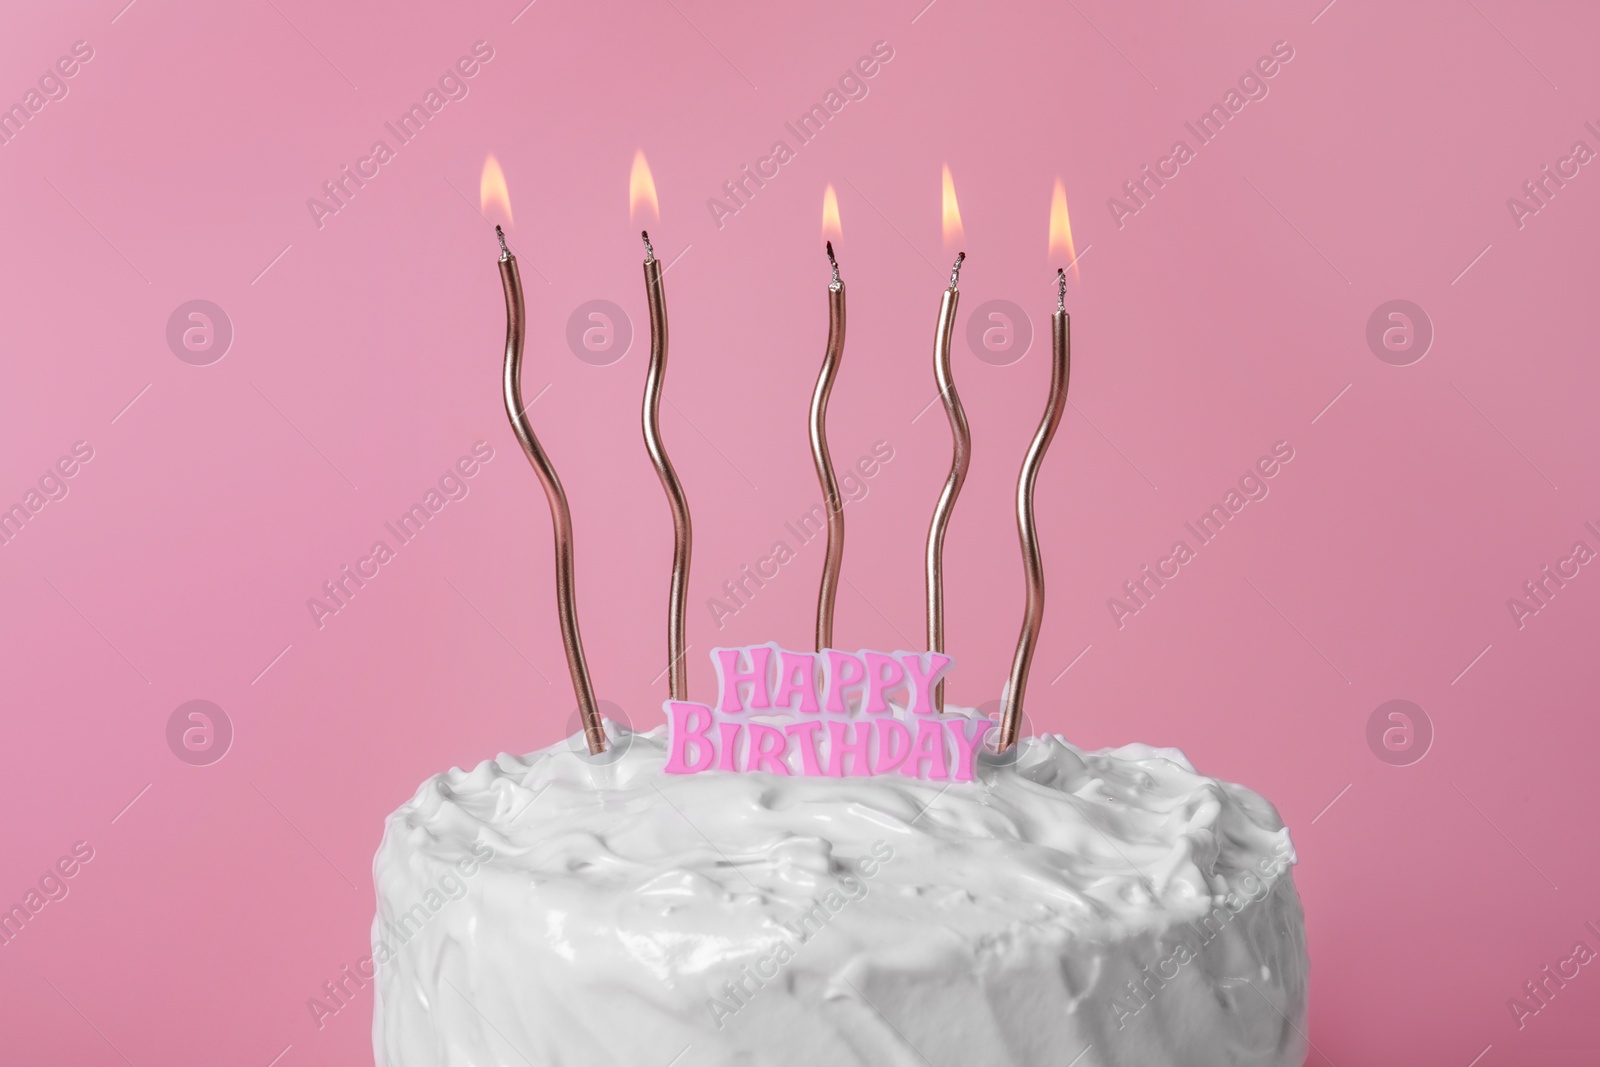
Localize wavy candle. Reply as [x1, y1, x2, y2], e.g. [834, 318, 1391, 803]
[925, 164, 970, 714]
[634, 151, 693, 702]
[810, 188, 846, 651]
[1000, 181, 1077, 751]
[494, 219, 605, 755]
[924, 251, 968, 713]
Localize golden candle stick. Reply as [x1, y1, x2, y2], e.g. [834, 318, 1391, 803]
[496, 226, 605, 755]
[925, 251, 969, 713]
[810, 241, 847, 651]
[641, 230, 693, 701]
[999, 269, 1071, 751]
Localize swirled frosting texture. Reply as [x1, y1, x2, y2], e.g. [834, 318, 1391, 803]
[373, 715, 1307, 1067]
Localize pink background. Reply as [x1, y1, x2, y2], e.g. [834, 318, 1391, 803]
[2, 0, 1597, 1063]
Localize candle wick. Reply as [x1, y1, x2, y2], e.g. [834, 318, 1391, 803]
[949, 251, 965, 291]
[641, 230, 656, 263]
[825, 240, 841, 290]
[495, 225, 510, 262]
[1057, 268, 1066, 313]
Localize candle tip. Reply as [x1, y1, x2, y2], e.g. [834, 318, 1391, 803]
[825, 241, 841, 289]
[495, 225, 509, 262]
[641, 230, 655, 263]
[1057, 267, 1066, 313]
[949, 251, 965, 290]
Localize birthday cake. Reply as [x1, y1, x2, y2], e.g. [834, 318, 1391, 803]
[371, 700, 1307, 1065]
[373, 193, 1307, 1064]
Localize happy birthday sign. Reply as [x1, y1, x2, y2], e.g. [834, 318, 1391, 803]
[664, 645, 995, 782]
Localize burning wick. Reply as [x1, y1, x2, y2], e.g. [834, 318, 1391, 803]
[925, 249, 970, 714]
[999, 267, 1071, 752]
[495, 226, 605, 754]
[640, 228, 692, 701]
[810, 238, 846, 650]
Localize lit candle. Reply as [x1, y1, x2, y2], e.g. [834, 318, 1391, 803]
[485, 157, 604, 754]
[810, 185, 846, 651]
[925, 164, 969, 713]
[633, 151, 693, 702]
[998, 180, 1076, 751]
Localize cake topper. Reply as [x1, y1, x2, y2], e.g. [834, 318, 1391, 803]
[664, 645, 991, 782]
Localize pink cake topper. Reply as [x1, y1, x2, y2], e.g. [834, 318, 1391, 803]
[664, 644, 996, 782]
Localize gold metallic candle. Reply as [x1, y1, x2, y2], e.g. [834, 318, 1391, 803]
[641, 230, 693, 701]
[924, 251, 969, 713]
[999, 269, 1071, 751]
[810, 241, 846, 651]
[496, 226, 605, 755]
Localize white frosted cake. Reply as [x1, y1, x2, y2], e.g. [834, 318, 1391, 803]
[371, 711, 1307, 1066]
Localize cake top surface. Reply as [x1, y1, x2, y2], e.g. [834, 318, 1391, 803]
[382, 711, 1294, 944]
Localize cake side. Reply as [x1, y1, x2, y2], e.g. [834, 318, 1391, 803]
[372, 714, 1307, 1067]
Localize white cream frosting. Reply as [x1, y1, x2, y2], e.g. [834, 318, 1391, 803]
[372, 712, 1307, 1066]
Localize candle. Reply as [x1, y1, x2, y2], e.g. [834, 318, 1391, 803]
[634, 151, 693, 702]
[998, 181, 1076, 751]
[809, 185, 846, 651]
[925, 165, 970, 713]
[493, 222, 605, 755]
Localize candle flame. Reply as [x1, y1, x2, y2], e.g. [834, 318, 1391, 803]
[630, 149, 660, 225]
[821, 184, 842, 243]
[480, 154, 513, 227]
[1049, 178, 1078, 278]
[941, 164, 964, 252]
